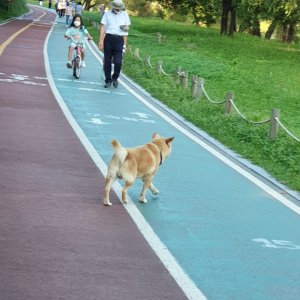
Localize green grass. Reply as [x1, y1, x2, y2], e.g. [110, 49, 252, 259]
[88, 16, 300, 192]
[0, 0, 28, 21]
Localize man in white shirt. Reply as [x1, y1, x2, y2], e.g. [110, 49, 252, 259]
[98, 0, 130, 88]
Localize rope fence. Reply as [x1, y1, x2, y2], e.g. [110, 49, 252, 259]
[89, 22, 299, 143]
[127, 45, 300, 142]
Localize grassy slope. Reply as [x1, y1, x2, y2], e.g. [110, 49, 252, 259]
[0, 1, 28, 21]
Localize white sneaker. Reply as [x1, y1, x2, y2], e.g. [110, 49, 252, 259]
[66, 61, 72, 68]
[81, 61, 86, 68]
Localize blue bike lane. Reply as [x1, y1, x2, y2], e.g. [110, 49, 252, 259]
[46, 22, 300, 300]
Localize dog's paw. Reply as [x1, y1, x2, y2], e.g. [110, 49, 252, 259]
[103, 201, 112, 206]
[152, 189, 159, 195]
[139, 197, 148, 204]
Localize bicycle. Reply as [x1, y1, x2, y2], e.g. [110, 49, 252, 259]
[71, 40, 82, 79]
[66, 36, 92, 79]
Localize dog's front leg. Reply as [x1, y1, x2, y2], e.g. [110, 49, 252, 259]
[139, 175, 152, 203]
[149, 182, 159, 195]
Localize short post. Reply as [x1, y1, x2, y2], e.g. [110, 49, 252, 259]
[269, 109, 280, 140]
[195, 78, 205, 100]
[157, 60, 162, 74]
[157, 32, 162, 43]
[145, 55, 150, 67]
[127, 45, 133, 54]
[191, 75, 198, 98]
[133, 48, 140, 60]
[180, 71, 188, 89]
[174, 66, 182, 84]
[224, 92, 234, 114]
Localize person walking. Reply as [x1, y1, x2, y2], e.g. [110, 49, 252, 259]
[65, 2, 73, 27]
[98, 0, 130, 88]
[75, 1, 83, 15]
[99, 4, 105, 22]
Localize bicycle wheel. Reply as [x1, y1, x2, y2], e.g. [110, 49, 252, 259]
[73, 57, 81, 79]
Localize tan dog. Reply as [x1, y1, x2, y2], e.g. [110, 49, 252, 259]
[103, 133, 174, 206]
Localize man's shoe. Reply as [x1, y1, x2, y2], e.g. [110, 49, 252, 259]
[81, 61, 86, 68]
[112, 79, 118, 88]
[66, 61, 72, 68]
[104, 82, 112, 88]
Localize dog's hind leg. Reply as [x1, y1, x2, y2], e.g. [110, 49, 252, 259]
[122, 181, 133, 203]
[149, 182, 159, 195]
[103, 175, 115, 206]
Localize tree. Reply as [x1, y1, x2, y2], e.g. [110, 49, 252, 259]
[156, 0, 219, 26]
[264, 0, 300, 42]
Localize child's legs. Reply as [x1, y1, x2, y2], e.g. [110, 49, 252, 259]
[81, 48, 85, 61]
[68, 46, 74, 62]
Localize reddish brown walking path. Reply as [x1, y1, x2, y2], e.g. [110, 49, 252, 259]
[0, 7, 187, 300]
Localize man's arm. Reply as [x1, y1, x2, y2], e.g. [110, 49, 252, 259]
[123, 35, 127, 47]
[98, 24, 106, 50]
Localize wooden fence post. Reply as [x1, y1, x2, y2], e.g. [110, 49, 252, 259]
[180, 71, 188, 89]
[224, 92, 234, 114]
[145, 55, 151, 67]
[127, 45, 132, 54]
[133, 48, 140, 60]
[157, 60, 162, 74]
[174, 66, 181, 84]
[191, 75, 198, 98]
[269, 109, 280, 140]
[195, 78, 205, 100]
[157, 32, 162, 43]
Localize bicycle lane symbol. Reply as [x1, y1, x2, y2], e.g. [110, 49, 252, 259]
[253, 238, 300, 250]
[86, 112, 156, 125]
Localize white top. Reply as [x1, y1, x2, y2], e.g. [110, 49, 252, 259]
[101, 10, 130, 36]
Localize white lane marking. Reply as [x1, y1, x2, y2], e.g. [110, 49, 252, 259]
[46, 25, 207, 300]
[78, 87, 109, 94]
[87, 42, 300, 217]
[78, 87, 126, 96]
[140, 119, 156, 123]
[57, 78, 102, 85]
[0, 78, 47, 86]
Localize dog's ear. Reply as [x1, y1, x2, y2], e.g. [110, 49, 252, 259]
[165, 137, 175, 145]
[152, 132, 160, 139]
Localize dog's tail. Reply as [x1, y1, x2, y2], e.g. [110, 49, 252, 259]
[111, 139, 127, 163]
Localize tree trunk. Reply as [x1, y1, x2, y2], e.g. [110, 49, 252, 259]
[286, 23, 295, 43]
[221, 0, 231, 35]
[252, 16, 261, 37]
[265, 19, 277, 39]
[229, 6, 236, 36]
[221, 0, 237, 36]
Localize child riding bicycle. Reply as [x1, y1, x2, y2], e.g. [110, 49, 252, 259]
[64, 14, 92, 68]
